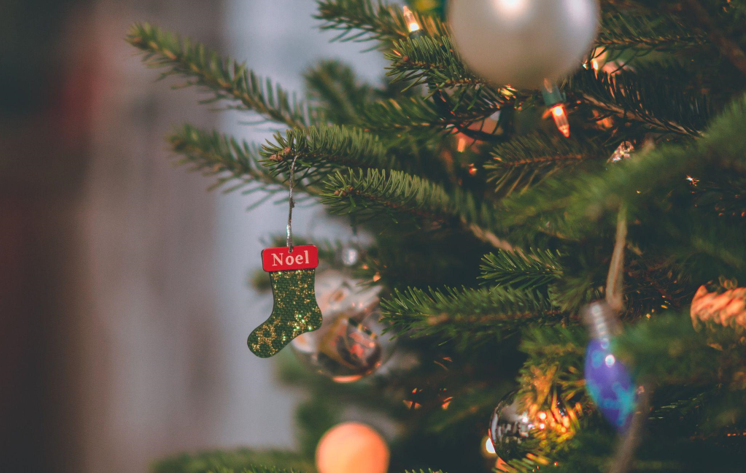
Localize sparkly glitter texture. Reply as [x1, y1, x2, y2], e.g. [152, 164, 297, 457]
[248, 269, 322, 358]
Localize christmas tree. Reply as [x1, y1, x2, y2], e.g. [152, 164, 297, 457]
[126, 1, 746, 472]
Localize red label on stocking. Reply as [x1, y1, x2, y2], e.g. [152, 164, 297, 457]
[262, 245, 319, 272]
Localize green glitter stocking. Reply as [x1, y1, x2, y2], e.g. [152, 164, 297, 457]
[248, 268, 323, 358]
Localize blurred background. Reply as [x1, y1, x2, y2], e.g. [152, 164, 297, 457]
[0, 1, 384, 471]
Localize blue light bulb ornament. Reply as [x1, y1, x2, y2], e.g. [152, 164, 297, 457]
[582, 301, 637, 432]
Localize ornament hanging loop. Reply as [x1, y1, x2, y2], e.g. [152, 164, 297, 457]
[286, 155, 298, 252]
[605, 205, 627, 312]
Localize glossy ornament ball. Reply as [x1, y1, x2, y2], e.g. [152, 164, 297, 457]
[291, 270, 395, 382]
[316, 422, 389, 473]
[449, 0, 601, 88]
[489, 391, 536, 461]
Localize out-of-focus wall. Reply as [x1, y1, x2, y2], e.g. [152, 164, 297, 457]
[0, 1, 226, 471]
[1, 1, 100, 472]
[74, 1, 224, 472]
[1, 1, 385, 472]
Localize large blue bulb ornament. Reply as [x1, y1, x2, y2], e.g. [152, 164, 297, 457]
[582, 301, 637, 432]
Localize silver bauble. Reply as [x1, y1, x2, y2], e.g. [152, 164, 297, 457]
[489, 391, 535, 461]
[291, 270, 395, 382]
[449, 0, 600, 88]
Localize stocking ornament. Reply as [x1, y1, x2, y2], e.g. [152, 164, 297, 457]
[248, 156, 323, 358]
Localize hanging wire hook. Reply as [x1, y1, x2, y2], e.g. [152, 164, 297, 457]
[605, 204, 628, 312]
[603, 203, 652, 473]
[286, 155, 299, 252]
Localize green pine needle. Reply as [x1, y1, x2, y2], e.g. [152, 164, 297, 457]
[381, 286, 560, 345]
[480, 249, 564, 290]
[127, 23, 319, 128]
[315, 0, 449, 46]
[168, 124, 295, 195]
[261, 125, 398, 180]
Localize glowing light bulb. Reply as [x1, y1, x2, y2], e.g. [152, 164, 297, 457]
[541, 80, 570, 138]
[402, 6, 421, 35]
[551, 105, 571, 138]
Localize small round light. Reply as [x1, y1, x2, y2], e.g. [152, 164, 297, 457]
[316, 423, 389, 473]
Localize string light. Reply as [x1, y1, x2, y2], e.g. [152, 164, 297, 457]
[402, 6, 423, 37]
[541, 80, 571, 138]
[550, 105, 571, 138]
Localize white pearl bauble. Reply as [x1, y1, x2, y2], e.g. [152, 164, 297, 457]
[449, 0, 600, 89]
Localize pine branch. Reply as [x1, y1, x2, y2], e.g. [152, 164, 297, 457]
[404, 470, 451, 473]
[261, 125, 398, 181]
[315, 0, 448, 46]
[570, 66, 709, 136]
[153, 449, 311, 473]
[169, 125, 316, 196]
[361, 95, 448, 136]
[487, 132, 606, 195]
[304, 60, 374, 125]
[381, 286, 560, 346]
[518, 326, 588, 403]
[596, 9, 705, 51]
[361, 94, 507, 143]
[404, 470, 452, 473]
[321, 168, 465, 222]
[423, 387, 502, 434]
[662, 212, 746, 282]
[480, 249, 564, 290]
[349, 232, 494, 290]
[385, 35, 493, 91]
[170, 125, 280, 190]
[614, 312, 744, 386]
[385, 35, 515, 131]
[320, 168, 515, 250]
[679, 0, 746, 77]
[127, 23, 318, 128]
[502, 93, 746, 240]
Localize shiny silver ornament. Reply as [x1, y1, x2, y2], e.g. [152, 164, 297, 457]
[489, 391, 535, 461]
[449, 0, 601, 88]
[291, 270, 395, 382]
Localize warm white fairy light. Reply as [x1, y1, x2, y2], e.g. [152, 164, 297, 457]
[551, 105, 571, 138]
[402, 6, 421, 34]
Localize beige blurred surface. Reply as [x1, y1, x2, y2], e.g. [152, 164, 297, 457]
[73, 2, 225, 471]
[0, 1, 384, 471]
